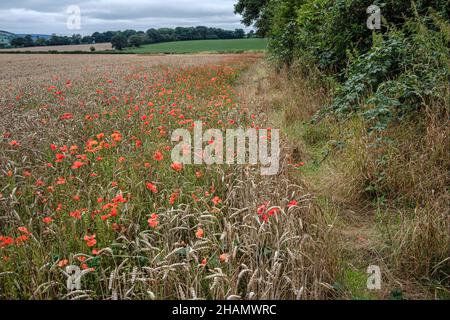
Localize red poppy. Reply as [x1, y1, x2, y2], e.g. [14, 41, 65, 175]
[287, 200, 298, 208]
[148, 213, 159, 228]
[71, 161, 84, 169]
[42, 217, 53, 224]
[58, 259, 69, 267]
[170, 162, 183, 172]
[146, 182, 158, 193]
[195, 228, 204, 239]
[211, 196, 221, 206]
[83, 234, 97, 247]
[9, 140, 19, 147]
[153, 151, 163, 161]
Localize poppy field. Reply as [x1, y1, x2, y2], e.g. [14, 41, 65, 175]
[0, 53, 335, 299]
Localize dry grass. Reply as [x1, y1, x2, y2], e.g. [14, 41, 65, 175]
[248, 60, 450, 299]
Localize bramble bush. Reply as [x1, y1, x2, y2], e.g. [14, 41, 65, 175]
[260, 0, 449, 127]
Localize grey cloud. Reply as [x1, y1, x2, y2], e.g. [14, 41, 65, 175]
[0, 0, 246, 35]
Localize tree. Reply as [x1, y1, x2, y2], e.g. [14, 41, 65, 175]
[128, 34, 145, 47]
[122, 29, 137, 38]
[81, 35, 93, 44]
[35, 38, 47, 46]
[11, 37, 26, 47]
[23, 35, 34, 47]
[111, 34, 128, 50]
[247, 30, 256, 38]
[234, 0, 272, 37]
[146, 28, 163, 43]
[71, 34, 82, 45]
[234, 29, 246, 38]
[158, 28, 177, 42]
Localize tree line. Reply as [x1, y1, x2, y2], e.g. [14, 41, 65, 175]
[9, 27, 256, 50]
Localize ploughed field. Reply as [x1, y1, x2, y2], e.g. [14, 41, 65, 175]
[0, 42, 113, 52]
[0, 53, 333, 299]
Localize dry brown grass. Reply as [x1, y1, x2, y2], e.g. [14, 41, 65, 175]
[230, 64, 340, 299]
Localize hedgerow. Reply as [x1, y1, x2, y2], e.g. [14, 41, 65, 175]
[263, 0, 449, 128]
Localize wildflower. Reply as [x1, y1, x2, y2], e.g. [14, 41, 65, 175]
[9, 140, 19, 147]
[267, 207, 279, 216]
[83, 234, 97, 247]
[153, 150, 163, 161]
[58, 259, 69, 267]
[69, 209, 84, 219]
[135, 140, 142, 148]
[257, 203, 267, 215]
[287, 200, 298, 208]
[81, 263, 94, 271]
[211, 196, 221, 206]
[169, 191, 179, 205]
[146, 182, 158, 193]
[171, 162, 183, 172]
[0, 236, 13, 248]
[195, 228, 204, 239]
[200, 258, 207, 266]
[111, 131, 122, 142]
[294, 162, 305, 168]
[71, 161, 84, 169]
[18, 226, 30, 234]
[60, 113, 73, 120]
[35, 179, 44, 187]
[42, 217, 53, 224]
[15, 234, 29, 244]
[219, 253, 229, 263]
[148, 213, 159, 228]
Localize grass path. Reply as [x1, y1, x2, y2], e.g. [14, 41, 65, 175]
[235, 60, 438, 299]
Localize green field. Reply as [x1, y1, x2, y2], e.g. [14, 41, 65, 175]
[125, 38, 268, 54]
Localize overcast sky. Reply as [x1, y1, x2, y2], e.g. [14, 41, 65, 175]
[0, 0, 247, 35]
